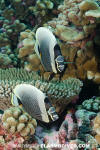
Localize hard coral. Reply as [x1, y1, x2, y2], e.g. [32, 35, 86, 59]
[79, 0, 100, 18]
[3, 19, 26, 47]
[17, 29, 41, 72]
[47, 0, 100, 82]
[31, 0, 54, 17]
[93, 113, 100, 144]
[18, 30, 35, 58]
[0, 53, 12, 67]
[55, 25, 86, 42]
[0, 68, 83, 113]
[81, 97, 100, 112]
[2, 106, 37, 137]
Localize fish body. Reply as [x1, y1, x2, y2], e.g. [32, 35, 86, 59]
[35, 27, 64, 73]
[11, 84, 59, 123]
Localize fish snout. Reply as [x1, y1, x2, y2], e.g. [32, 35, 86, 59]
[55, 55, 65, 72]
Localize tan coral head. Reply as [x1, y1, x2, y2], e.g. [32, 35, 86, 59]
[11, 84, 59, 123]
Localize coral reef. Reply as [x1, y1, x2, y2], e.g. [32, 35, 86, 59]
[0, 68, 83, 113]
[18, 30, 35, 58]
[80, 97, 100, 112]
[0, 111, 38, 149]
[32, 0, 54, 17]
[43, 130, 68, 150]
[42, 109, 97, 150]
[2, 106, 37, 137]
[93, 113, 100, 144]
[17, 29, 41, 71]
[0, 100, 99, 149]
[47, 0, 100, 82]
[0, 0, 60, 70]
[0, 19, 26, 68]
[0, 53, 12, 67]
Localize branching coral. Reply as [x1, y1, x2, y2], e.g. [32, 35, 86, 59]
[32, 0, 54, 17]
[2, 106, 37, 137]
[17, 29, 41, 71]
[0, 107, 38, 149]
[1, 0, 36, 23]
[0, 18, 26, 68]
[0, 68, 83, 113]
[0, 43, 18, 68]
[0, 0, 59, 69]
[81, 97, 100, 112]
[49, 0, 100, 38]
[2, 19, 26, 47]
[0, 53, 12, 67]
[79, 0, 100, 18]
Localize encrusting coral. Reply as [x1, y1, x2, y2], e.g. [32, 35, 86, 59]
[46, 0, 100, 82]
[2, 106, 37, 137]
[0, 68, 83, 113]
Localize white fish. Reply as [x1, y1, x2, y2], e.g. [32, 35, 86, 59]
[35, 27, 65, 74]
[11, 84, 59, 123]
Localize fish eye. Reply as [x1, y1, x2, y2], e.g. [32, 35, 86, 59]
[54, 44, 61, 51]
[44, 97, 50, 103]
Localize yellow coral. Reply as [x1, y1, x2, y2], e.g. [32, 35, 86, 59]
[18, 38, 35, 58]
[85, 8, 100, 18]
[18, 30, 35, 58]
[18, 30, 43, 72]
[19, 115, 28, 123]
[2, 107, 37, 137]
[28, 54, 40, 66]
[55, 25, 85, 42]
[79, 0, 99, 11]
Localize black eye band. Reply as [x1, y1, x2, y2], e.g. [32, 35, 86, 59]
[44, 97, 52, 110]
[17, 97, 22, 105]
[44, 97, 59, 121]
[54, 44, 62, 59]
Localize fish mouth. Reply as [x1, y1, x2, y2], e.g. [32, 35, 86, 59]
[48, 107, 59, 121]
[44, 97, 59, 122]
[58, 65, 65, 72]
